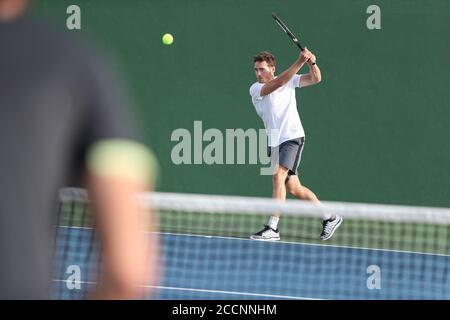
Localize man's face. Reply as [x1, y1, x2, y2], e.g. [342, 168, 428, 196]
[254, 61, 275, 83]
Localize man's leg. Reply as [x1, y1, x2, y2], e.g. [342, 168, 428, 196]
[268, 165, 290, 228]
[272, 165, 290, 215]
[250, 165, 288, 241]
[286, 175, 343, 240]
[285, 175, 321, 204]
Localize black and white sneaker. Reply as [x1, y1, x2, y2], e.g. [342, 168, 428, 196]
[320, 215, 343, 240]
[250, 225, 280, 241]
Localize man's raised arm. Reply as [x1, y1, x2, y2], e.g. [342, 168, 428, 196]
[261, 48, 312, 96]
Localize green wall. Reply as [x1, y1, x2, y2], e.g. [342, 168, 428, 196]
[34, 0, 450, 207]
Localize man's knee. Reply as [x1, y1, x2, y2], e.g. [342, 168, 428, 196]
[286, 179, 295, 194]
[286, 176, 303, 195]
[272, 169, 288, 186]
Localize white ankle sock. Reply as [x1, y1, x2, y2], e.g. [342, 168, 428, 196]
[267, 216, 279, 230]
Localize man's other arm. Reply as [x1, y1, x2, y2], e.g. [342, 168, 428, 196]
[299, 52, 321, 88]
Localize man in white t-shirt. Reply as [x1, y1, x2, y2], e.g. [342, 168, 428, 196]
[249, 49, 342, 241]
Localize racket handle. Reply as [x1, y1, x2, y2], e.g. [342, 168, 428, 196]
[298, 45, 316, 65]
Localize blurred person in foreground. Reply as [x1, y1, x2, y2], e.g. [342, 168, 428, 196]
[0, 0, 159, 299]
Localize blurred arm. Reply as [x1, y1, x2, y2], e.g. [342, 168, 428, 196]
[86, 140, 159, 299]
[0, 0, 28, 22]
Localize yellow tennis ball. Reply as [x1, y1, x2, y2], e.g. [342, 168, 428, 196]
[162, 33, 173, 45]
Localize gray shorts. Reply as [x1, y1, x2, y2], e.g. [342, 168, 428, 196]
[269, 137, 305, 176]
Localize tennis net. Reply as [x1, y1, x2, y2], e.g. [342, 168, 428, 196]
[53, 187, 450, 299]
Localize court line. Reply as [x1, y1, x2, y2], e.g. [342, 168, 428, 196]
[158, 231, 450, 258]
[51, 279, 320, 300]
[57, 226, 450, 258]
[146, 285, 321, 300]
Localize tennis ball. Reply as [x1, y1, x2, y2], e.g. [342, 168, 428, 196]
[162, 33, 173, 45]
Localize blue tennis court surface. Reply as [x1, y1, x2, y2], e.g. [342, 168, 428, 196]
[53, 228, 450, 300]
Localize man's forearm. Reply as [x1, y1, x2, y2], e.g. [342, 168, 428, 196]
[308, 63, 321, 82]
[260, 51, 310, 96]
[277, 59, 306, 85]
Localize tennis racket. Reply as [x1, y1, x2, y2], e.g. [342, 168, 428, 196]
[271, 13, 316, 65]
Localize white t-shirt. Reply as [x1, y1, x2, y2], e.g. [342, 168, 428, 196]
[249, 74, 305, 147]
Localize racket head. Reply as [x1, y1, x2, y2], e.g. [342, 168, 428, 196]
[271, 13, 304, 50]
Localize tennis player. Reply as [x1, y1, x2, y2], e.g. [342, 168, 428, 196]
[249, 49, 342, 241]
[0, 0, 158, 299]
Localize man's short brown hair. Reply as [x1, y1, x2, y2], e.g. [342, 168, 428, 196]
[253, 51, 276, 67]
